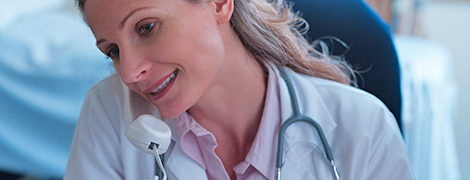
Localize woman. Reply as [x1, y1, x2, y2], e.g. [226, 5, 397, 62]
[64, 0, 415, 179]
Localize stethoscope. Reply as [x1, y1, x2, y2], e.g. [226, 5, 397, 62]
[149, 67, 340, 180]
[276, 66, 340, 180]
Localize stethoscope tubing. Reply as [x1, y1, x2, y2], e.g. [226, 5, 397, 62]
[276, 67, 339, 180]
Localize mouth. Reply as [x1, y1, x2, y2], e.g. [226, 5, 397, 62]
[151, 69, 178, 94]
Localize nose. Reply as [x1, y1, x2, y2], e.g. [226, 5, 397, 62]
[119, 46, 152, 83]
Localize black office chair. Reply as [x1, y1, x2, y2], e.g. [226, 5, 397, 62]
[290, 0, 402, 132]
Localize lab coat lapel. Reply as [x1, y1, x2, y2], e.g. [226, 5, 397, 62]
[273, 66, 337, 178]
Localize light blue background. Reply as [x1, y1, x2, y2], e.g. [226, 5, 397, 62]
[0, 2, 112, 178]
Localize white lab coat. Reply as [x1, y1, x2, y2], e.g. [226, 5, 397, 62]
[64, 66, 415, 180]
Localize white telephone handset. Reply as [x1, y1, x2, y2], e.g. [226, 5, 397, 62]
[125, 114, 171, 154]
[121, 81, 171, 180]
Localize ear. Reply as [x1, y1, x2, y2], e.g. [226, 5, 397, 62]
[212, 0, 234, 24]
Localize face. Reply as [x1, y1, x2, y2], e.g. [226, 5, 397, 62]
[84, 0, 228, 119]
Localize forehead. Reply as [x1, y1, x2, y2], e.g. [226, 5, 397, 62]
[84, 0, 159, 12]
[85, 0, 146, 17]
[84, 0, 169, 27]
[83, 0, 169, 37]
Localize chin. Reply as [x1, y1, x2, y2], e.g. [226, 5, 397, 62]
[155, 93, 198, 120]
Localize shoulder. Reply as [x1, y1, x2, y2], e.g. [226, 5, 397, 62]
[66, 73, 157, 180]
[289, 71, 400, 139]
[273, 67, 412, 179]
[77, 72, 125, 136]
[65, 73, 126, 179]
[293, 72, 389, 115]
[84, 72, 125, 115]
[77, 72, 126, 143]
[84, 72, 126, 130]
[87, 72, 123, 99]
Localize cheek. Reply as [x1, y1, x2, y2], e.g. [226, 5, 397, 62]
[154, 18, 226, 89]
[176, 25, 226, 73]
[158, 7, 224, 62]
[158, 23, 224, 61]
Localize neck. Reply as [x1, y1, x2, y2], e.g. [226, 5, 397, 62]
[188, 54, 267, 143]
[187, 27, 268, 152]
[188, 60, 267, 138]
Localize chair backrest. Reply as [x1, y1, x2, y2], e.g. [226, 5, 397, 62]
[290, 0, 402, 131]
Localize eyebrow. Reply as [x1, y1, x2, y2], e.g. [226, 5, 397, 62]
[119, 6, 151, 29]
[96, 6, 151, 46]
[96, 38, 106, 46]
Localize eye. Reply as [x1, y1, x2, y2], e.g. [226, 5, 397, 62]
[139, 22, 155, 35]
[107, 46, 120, 59]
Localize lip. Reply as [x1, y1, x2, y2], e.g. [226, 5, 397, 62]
[144, 70, 177, 94]
[144, 70, 178, 101]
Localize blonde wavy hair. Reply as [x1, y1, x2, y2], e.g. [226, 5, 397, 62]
[76, 0, 355, 85]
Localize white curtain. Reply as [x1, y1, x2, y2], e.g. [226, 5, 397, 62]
[395, 35, 461, 180]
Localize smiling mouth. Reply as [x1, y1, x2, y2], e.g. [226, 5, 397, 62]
[151, 69, 178, 94]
